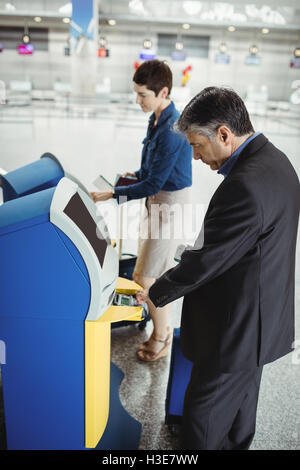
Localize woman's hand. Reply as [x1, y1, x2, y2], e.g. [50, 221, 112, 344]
[122, 172, 137, 178]
[90, 191, 114, 202]
[136, 289, 150, 304]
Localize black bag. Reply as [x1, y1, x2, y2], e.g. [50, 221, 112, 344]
[118, 253, 137, 280]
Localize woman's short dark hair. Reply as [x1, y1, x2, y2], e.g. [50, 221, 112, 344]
[176, 87, 254, 138]
[133, 60, 173, 96]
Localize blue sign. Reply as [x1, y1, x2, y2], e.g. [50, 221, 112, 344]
[71, 0, 94, 40]
[139, 49, 156, 60]
[215, 53, 230, 64]
[171, 50, 187, 61]
[245, 55, 261, 66]
[290, 58, 300, 69]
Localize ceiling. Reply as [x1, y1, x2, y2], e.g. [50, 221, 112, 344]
[100, 0, 300, 31]
[0, 1, 299, 32]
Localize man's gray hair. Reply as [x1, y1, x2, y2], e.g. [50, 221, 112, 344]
[174, 87, 255, 139]
[174, 121, 222, 141]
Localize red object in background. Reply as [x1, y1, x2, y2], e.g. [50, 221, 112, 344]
[98, 47, 109, 58]
[181, 65, 192, 87]
[182, 65, 192, 75]
[134, 61, 140, 71]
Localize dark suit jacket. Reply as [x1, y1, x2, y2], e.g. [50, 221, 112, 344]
[149, 134, 300, 372]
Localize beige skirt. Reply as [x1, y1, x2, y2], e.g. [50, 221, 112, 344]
[134, 187, 191, 279]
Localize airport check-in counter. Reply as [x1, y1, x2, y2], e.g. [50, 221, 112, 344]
[0, 177, 143, 450]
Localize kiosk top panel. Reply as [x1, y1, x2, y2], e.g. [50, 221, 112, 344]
[0, 187, 55, 236]
[1, 156, 64, 199]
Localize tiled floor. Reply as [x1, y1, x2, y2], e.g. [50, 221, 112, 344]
[0, 100, 299, 450]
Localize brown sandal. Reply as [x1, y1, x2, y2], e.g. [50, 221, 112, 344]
[138, 326, 170, 352]
[137, 334, 154, 352]
[136, 332, 171, 362]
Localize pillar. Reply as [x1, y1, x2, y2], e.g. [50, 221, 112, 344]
[71, 0, 98, 97]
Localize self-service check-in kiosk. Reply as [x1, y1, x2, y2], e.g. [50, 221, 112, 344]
[0, 173, 143, 450]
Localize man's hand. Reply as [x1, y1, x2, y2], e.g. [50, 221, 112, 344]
[90, 191, 114, 202]
[136, 289, 149, 304]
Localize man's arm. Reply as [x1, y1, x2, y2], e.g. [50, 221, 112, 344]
[149, 179, 263, 307]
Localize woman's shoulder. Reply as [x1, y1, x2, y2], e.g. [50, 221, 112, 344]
[170, 101, 181, 119]
[153, 103, 184, 144]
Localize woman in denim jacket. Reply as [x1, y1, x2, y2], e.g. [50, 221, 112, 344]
[92, 60, 192, 361]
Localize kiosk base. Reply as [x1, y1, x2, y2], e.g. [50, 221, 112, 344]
[95, 362, 142, 450]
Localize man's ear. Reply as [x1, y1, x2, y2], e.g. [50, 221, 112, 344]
[218, 126, 231, 144]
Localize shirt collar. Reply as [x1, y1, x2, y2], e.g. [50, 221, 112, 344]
[217, 131, 261, 178]
[149, 101, 174, 128]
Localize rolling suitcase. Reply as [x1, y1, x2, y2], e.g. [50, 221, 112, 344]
[165, 328, 193, 435]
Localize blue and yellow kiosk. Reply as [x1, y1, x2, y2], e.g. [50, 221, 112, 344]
[0, 156, 143, 450]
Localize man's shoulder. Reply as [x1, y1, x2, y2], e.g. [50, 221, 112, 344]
[214, 175, 254, 199]
[238, 134, 286, 164]
[219, 141, 298, 203]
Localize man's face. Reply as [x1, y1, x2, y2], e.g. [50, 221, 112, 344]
[186, 128, 233, 170]
[133, 82, 166, 113]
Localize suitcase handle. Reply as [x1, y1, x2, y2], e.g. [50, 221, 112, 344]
[120, 253, 136, 258]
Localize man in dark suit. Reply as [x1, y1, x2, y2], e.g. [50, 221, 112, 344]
[137, 87, 300, 450]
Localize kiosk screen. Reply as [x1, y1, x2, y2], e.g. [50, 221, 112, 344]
[64, 192, 107, 267]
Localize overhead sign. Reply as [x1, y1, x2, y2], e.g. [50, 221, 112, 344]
[245, 55, 261, 66]
[290, 58, 300, 69]
[171, 50, 187, 61]
[71, 0, 94, 41]
[139, 49, 156, 60]
[215, 53, 230, 64]
[18, 43, 34, 55]
[98, 48, 109, 58]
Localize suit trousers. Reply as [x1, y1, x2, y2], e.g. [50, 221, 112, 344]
[181, 364, 263, 450]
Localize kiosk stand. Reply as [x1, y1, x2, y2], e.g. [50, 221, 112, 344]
[0, 177, 143, 450]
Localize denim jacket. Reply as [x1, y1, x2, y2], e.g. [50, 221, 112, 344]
[114, 101, 192, 203]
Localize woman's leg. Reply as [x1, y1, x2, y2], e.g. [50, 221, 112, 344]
[133, 272, 171, 357]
